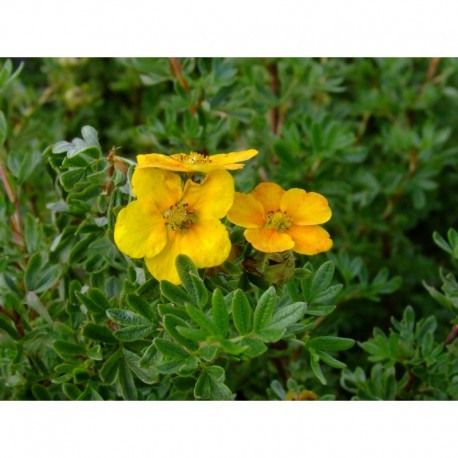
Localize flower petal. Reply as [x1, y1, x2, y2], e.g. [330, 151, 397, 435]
[251, 182, 285, 213]
[244, 228, 294, 253]
[132, 167, 183, 209]
[136, 153, 188, 172]
[114, 200, 167, 259]
[287, 224, 333, 255]
[280, 189, 332, 225]
[227, 192, 265, 228]
[183, 169, 234, 219]
[145, 219, 231, 284]
[145, 232, 181, 284]
[209, 149, 258, 165]
[180, 219, 232, 268]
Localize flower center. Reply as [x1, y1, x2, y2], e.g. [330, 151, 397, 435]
[264, 211, 292, 232]
[163, 202, 197, 231]
[177, 152, 212, 165]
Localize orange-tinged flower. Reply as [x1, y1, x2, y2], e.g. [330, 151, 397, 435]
[136, 149, 258, 173]
[114, 168, 234, 284]
[227, 182, 332, 255]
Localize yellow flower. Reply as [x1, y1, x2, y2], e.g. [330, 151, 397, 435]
[136, 149, 258, 173]
[227, 182, 332, 255]
[114, 168, 234, 284]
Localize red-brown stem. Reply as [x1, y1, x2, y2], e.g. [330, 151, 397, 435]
[169, 58, 197, 115]
[268, 62, 280, 135]
[0, 161, 24, 247]
[444, 325, 458, 346]
[426, 57, 441, 84]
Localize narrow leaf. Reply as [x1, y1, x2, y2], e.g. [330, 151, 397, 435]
[253, 286, 277, 332]
[232, 290, 253, 336]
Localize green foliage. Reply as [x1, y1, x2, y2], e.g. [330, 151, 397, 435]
[1, 57, 458, 400]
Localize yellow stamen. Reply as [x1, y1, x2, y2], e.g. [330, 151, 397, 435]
[264, 211, 292, 233]
[177, 152, 212, 165]
[163, 202, 197, 231]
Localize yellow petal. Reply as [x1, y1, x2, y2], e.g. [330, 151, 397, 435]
[145, 232, 182, 284]
[280, 189, 332, 225]
[137, 150, 257, 173]
[251, 182, 285, 213]
[209, 149, 258, 165]
[287, 224, 333, 255]
[244, 228, 294, 253]
[132, 167, 183, 209]
[137, 153, 188, 172]
[180, 219, 232, 268]
[183, 169, 234, 219]
[227, 192, 265, 228]
[114, 200, 168, 259]
[145, 219, 231, 284]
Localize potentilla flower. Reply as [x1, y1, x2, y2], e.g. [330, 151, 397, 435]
[114, 168, 234, 284]
[136, 149, 258, 173]
[227, 182, 332, 255]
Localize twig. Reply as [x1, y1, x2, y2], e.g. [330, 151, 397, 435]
[0, 161, 24, 247]
[444, 324, 458, 346]
[169, 58, 197, 115]
[421, 57, 441, 93]
[267, 62, 281, 136]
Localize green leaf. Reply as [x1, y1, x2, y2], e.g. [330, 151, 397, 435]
[24, 253, 42, 292]
[211, 288, 229, 337]
[305, 305, 336, 316]
[24, 213, 41, 254]
[256, 328, 284, 343]
[175, 254, 199, 294]
[264, 302, 307, 331]
[160, 280, 192, 307]
[308, 336, 355, 352]
[114, 324, 155, 341]
[139, 343, 158, 368]
[32, 384, 52, 400]
[311, 261, 335, 296]
[194, 368, 232, 400]
[163, 314, 199, 350]
[123, 349, 158, 384]
[87, 345, 103, 361]
[62, 384, 82, 400]
[176, 326, 208, 342]
[26, 292, 53, 324]
[81, 125, 100, 147]
[311, 284, 343, 304]
[199, 344, 219, 362]
[154, 337, 189, 359]
[185, 304, 219, 335]
[107, 308, 150, 326]
[60, 168, 86, 191]
[253, 286, 277, 332]
[100, 349, 122, 383]
[240, 337, 268, 357]
[82, 322, 117, 343]
[53, 340, 86, 358]
[136, 277, 160, 299]
[158, 304, 188, 320]
[231, 290, 253, 336]
[315, 350, 347, 369]
[433, 231, 452, 256]
[119, 357, 137, 400]
[69, 233, 98, 264]
[310, 349, 327, 385]
[0, 314, 20, 340]
[76, 288, 110, 315]
[189, 273, 209, 308]
[126, 295, 157, 323]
